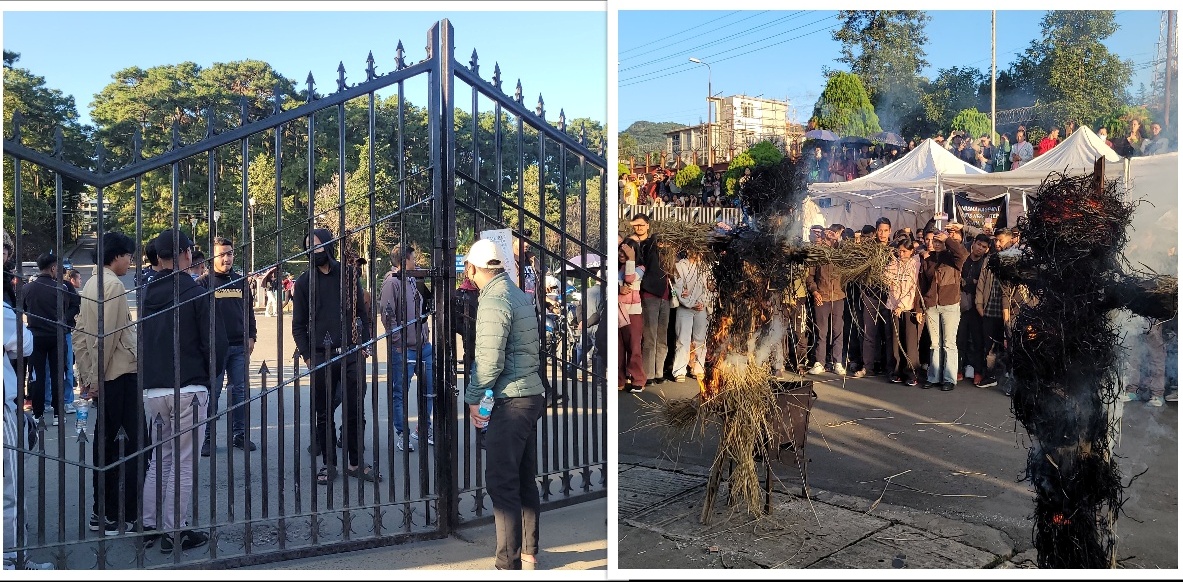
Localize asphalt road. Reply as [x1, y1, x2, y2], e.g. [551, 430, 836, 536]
[618, 371, 1178, 569]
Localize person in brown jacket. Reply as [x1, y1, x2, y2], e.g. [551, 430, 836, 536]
[806, 224, 848, 375]
[918, 226, 969, 390]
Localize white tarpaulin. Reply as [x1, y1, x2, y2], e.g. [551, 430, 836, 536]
[941, 126, 1126, 202]
[806, 138, 987, 230]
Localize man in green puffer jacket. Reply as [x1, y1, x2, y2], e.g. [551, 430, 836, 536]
[463, 238, 545, 570]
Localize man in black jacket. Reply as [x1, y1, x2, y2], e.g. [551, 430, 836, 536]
[21, 252, 76, 425]
[292, 228, 376, 485]
[629, 213, 671, 385]
[140, 229, 226, 553]
[197, 237, 257, 457]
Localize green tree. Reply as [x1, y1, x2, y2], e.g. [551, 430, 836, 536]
[904, 67, 987, 140]
[674, 163, 703, 198]
[832, 10, 930, 132]
[3, 52, 92, 255]
[724, 141, 783, 198]
[618, 132, 639, 162]
[810, 72, 882, 138]
[1009, 11, 1133, 129]
[949, 109, 992, 142]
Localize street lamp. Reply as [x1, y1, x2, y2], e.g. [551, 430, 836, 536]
[212, 210, 221, 239]
[689, 57, 713, 167]
[248, 197, 256, 275]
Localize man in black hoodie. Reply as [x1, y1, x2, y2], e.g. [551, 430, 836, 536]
[139, 229, 226, 553]
[629, 213, 672, 385]
[20, 252, 77, 424]
[197, 237, 257, 457]
[292, 228, 376, 485]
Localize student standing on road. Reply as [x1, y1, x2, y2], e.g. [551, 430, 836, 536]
[380, 244, 434, 451]
[806, 225, 848, 376]
[291, 228, 376, 485]
[631, 213, 672, 386]
[20, 253, 73, 426]
[670, 251, 712, 382]
[72, 232, 145, 536]
[852, 218, 893, 379]
[885, 236, 924, 386]
[197, 237, 258, 457]
[918, 226, 969, 390]
[140, 229, 226, 552]
[463, 239, 546, 570]
[3, 231, 54, 570]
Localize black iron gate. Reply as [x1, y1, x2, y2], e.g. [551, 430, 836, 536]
[2, 19, 606, 569]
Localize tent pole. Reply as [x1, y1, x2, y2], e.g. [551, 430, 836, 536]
[1004, 191, 1011, 228]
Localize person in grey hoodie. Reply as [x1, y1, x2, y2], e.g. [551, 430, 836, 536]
[379, 244, 433, 451]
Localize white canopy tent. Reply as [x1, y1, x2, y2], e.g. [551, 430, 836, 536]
[940, 126, 1128, 226]
[807, 138, 987, 232]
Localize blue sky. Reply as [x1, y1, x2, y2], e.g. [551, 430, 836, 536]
[2, 8, 607, 128]
[619, 9, 1166, 129]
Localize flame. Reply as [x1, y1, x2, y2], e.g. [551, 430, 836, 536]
[1051, 513, 1071, 526]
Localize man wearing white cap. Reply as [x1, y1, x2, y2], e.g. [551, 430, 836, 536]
[463, 238, 546, 570]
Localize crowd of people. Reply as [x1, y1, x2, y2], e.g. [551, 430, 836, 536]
[619, 168, 734, 209]
[617, 213, 1177, 404]
[4, 222, 606, 570]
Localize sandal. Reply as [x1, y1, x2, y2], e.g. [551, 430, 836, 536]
[345, 464, 381, 483]
[316, 466, 337, 485]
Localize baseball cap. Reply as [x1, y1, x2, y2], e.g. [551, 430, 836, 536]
[153, 229, 194, 260]
[467, 239, 504, 269]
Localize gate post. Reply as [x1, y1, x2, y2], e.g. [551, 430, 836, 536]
[431, 18, 461, 534]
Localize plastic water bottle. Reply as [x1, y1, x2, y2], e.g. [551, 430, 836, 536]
[74, 387, 90, 437]
[477, 389, 495, 430]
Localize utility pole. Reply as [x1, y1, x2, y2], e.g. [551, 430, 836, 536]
[991, 11, 997, 142]
[690, 57, 713, 168]
[1166, 10, 1175, 128]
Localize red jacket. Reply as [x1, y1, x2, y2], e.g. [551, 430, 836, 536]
[1036, 137, 1058, 157]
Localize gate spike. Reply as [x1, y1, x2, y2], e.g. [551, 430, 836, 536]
[94, 142, 106, 174]
[205, 106, 216, 139]
[306, 71, 317, 101]
[273, 80, 284, 115]
[258, 361, 270, 376]
[536, 94, 545, 120]
[132, 127, 143, 162]
[170, 119, 181, 150]
[514, 80, 523, 104]
[52, 127, 64, 159]
[395, 40, 406, 70]
[492, 63, 502, 91]
[9, 110, 21, 144]
[337, 61, 347, 92]
[469, 49, 479, 76]
[558, 109, 566, 132]
[365, 51, 376, 82]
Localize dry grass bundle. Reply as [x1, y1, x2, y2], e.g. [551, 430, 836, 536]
[649, 220, 717, 275]
[636, 394, 700, 432]
[790, 240, 895, 289]
[698, 359, 777, 516]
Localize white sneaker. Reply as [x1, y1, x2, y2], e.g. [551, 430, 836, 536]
[3, 557, 54, 570]
[833, 363, 847, 376]
[1119, 392, 1141, 403]
[807, 363, 825, 375]
[1166, 392, 1178, 402]
[1147, 396, 1165, 407]
[64, 403, 76, 414]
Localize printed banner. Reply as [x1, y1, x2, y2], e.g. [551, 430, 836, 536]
[955, 194, 1006, 233]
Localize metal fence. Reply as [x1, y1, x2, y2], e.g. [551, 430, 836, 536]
[2, 19, 606, 569]
[618, 204, 743, 225]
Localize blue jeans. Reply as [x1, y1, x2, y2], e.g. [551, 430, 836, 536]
[42, 332, 75, 408]
[924, 304, 961, 384]
[391, 344, 433, 435]
[210, 343, 248, 438]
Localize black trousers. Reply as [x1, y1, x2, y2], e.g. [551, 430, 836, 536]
[27, 334, 63, 418]
[310, 351, 364, 467]
[861, 294, 891, 371]
[982, 316, 1006, 378]
[92, 372, 147, 523]
[957, 309, 985, 373]
[888, 313, 922, 381]
[485, 393, 545, 570]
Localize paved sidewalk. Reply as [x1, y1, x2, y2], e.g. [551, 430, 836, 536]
[244, 498, 607, 570]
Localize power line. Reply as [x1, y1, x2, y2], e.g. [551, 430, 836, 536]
[619, 12, 807, 70]
[619, 11, 743, 57]
[620, 16, 837, 87]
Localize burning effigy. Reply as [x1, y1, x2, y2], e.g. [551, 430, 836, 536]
[996, 170, 1176, 568]
[642, 157, 894, 519]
